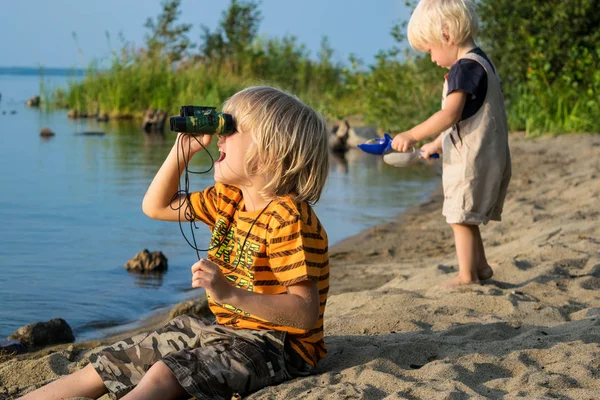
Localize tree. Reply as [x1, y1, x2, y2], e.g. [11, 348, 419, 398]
[477, 0, 600, 93]
[144, 0, 193, 62]
[199, 0, 262, 73]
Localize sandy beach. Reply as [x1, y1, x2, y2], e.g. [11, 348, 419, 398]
[1, 132, 599, 399]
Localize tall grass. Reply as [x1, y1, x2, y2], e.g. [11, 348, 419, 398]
[507, 82, 600, 136]
[46, 40, 360, 122]
[49, 52, 248, 118]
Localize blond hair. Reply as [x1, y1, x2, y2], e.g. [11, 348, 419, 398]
[222, 86, 329, 204]
[407, 0, 478, 52]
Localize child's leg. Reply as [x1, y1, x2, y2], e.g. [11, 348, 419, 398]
[18, 363, 107, 400]
[446, 223, 480, 286]
[474, 226, 493, 280]
[121, 361, 187, 400]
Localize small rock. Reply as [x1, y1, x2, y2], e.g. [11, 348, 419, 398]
[40, 128, 55, 137]
[97, 113, 109, 122]
[63, 344, 76, 361]
[125, 249, 168, 273]
[169, 297, 212, 320]
[142, 109, 167, 133]
[68, 110, 88, 119]
[76, 131, 105, 136]
[26, 96, 40, 107]
[8, 318, 74, 347]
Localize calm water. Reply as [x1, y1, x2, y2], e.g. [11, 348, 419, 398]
[0, 69, 439, 341]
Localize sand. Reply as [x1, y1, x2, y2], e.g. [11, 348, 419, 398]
[1, 133, 599, 399]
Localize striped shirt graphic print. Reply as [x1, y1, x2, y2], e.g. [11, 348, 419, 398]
[189, 183, 329, 366]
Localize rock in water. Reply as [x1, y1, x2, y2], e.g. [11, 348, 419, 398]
[26, 96, 40, 107]
[142, 109, 167, 133]
[40, 128, 55, 137]
[125, 249, 168, 273]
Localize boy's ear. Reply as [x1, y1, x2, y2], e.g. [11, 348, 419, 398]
[441, 30, 453, 45]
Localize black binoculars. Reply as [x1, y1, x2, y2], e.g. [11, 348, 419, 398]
[169, 106, 236, 135]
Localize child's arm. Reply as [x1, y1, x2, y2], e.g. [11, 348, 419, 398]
[191, 259, 319, 329]
[142, 134, 212, 221]
[392, 91, 467, 152]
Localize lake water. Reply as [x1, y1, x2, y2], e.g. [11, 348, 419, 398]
[0, 69, 439, 341]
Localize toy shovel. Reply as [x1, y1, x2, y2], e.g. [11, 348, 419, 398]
[357, 133, 439, 167]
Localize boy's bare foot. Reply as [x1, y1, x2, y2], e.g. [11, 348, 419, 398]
[478, 264, 494, 280]
[441, 275, 481, 289]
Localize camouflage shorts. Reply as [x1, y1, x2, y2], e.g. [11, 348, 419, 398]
[89, 315, 311, 400]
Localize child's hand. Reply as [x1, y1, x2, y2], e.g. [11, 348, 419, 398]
[191, 259, 233, 303]
[391, 131, 417, 153]
[176, 132, 212, 156]
[420, 141, 442, 159]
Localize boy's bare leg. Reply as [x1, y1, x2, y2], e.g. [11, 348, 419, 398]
[474, 226, 493, 280]
[121, 361, 187, 400]
[18, 363, 107, 400]
[444, 223, 480, 287]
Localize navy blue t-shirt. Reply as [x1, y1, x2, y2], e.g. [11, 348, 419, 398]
[446, 47, 495, 121]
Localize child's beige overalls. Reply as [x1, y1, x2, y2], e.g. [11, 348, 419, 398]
[441, 52, 512, 225]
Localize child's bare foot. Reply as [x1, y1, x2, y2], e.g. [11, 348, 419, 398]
[441, 275, 480, 289]
[478, 264, 494, 280]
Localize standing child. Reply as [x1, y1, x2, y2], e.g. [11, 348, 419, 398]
[20, 86, 330, 400]
[392, 0, 511, 287]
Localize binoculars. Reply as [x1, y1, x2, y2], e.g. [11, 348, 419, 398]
[169, 106, 236, 135]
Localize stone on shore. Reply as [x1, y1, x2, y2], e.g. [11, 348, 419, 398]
[169, 297, 213, 320]
[8, 318, 74, 348]
[142, 109, 167, 133]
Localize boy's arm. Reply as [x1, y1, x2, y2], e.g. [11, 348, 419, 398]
[191, 259, 319, 330]
[142, 134, 212, 221]
[392, 91, 467, 152]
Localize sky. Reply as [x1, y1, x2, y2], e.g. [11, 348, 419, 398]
[0, 0, 411, 69]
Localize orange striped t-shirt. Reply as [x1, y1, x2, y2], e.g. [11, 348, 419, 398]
[188, 183, 329, 367]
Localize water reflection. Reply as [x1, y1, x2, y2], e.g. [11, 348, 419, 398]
[330, 151, 348, 175]
[130, 271, 166, 289]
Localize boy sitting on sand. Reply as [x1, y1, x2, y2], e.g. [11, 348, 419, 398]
[20, 86, 330, 400]
[392, 0, 511, 287]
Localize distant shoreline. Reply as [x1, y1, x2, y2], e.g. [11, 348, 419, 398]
[0, 66, 86, 77]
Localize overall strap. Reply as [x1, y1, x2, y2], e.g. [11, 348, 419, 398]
[459, 52, 500, 82]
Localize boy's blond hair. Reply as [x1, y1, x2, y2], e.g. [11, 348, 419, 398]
[222, 86, 329, 204]
[407, 0, 478, 52]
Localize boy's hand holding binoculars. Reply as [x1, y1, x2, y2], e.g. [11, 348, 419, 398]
[170, 105, 236, 157]
[176, 132, 212, 155]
